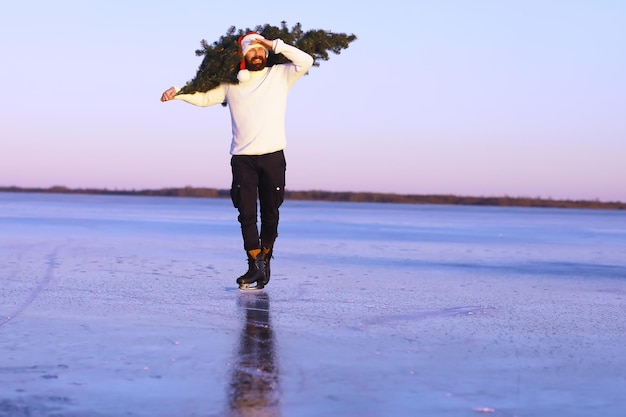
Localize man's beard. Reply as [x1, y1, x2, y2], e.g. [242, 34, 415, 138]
[246, 56, 267, 72]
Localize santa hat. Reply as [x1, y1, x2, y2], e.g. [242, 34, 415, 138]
[237, 32, 268, 82]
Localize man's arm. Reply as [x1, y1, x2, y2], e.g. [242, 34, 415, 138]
[273, 39, 314, 73]
[251, 37, 314, 74]
[160, 85, 227, 107]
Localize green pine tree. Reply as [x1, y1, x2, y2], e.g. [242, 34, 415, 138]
[177, 21, 356, 95]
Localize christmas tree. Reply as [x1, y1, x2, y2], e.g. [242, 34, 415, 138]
[177, 21, 356, 95]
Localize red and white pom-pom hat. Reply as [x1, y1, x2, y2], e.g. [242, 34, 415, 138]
[237, 32, 269, 82]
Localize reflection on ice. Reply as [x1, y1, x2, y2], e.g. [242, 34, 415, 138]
[228, 292, 279, 417]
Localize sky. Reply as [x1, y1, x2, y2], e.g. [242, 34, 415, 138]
[1, 0, 625, 202]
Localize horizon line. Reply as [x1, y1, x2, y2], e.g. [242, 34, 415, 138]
[1, 185, 624, 210]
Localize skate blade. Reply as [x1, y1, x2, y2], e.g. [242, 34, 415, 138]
[238, 283, 264, 291]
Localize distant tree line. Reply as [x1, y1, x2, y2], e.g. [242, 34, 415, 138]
[1, 186, 624, 210]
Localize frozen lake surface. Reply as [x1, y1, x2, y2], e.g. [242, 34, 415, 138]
[1, 192, 625, 416]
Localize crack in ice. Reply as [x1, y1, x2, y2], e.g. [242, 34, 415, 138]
[0, 250, 57, 327]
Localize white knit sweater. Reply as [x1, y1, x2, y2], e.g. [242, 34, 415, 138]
[175, 39, 314, 155]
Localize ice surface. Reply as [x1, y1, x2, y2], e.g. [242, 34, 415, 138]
[1, 192, 625, 416]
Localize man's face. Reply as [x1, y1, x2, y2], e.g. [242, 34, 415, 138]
[244, 47, 267, 71]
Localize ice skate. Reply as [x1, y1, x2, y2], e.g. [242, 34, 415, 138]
[236, 249, 266, 291]
[261, 246, 273, 287]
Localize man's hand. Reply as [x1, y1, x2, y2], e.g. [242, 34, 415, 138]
[160, 87, 177, 102]
[253, 38, 274, 52]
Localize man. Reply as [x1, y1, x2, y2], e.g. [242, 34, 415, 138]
[161, 33, 314, 290]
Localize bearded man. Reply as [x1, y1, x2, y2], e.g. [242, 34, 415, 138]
[161, 33, 314, 290]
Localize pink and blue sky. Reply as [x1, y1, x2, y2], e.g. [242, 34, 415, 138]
[1, 1, 625, 202]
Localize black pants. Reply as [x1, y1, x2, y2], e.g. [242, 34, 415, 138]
[230, 150, 286, 251]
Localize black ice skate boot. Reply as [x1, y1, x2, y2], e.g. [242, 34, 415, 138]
[236, 249, 266, 290]
[261, 246, 273, 286]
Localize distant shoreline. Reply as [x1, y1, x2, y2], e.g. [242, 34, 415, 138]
[1, 186, 624, 210]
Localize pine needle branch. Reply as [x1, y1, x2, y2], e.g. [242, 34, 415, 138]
[177, 21, 356, 95]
